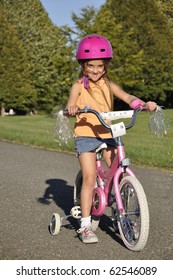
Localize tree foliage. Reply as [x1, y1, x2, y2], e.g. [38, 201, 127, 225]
[156, 0, 173, 25]
[1, 0, 75, 113]
[72, 0, 173, 107]
[0, 5, 37, 113]
[0, 0, 173, 114]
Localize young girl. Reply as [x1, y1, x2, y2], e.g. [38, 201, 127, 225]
[66, 34, 156, 244]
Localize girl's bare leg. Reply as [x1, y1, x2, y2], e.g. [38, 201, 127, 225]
[78, 152, 96, 218]
[77, 152, 98, 243]
[103, 146, 117, 167]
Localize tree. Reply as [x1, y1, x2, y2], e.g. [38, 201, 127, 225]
[101, 0, 173, 105]
[156, 0, 173, 25]
[71, 0, 173, 107]
[1, 0, 173, 113]
[0, 5, 37, 114]
[72, 6, 99, 36]
[1, 0, 75, 113]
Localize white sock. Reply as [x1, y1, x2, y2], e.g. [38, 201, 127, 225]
[80, 216, 91, 228]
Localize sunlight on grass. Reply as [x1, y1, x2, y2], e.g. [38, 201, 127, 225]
[0, 110, 172, 170]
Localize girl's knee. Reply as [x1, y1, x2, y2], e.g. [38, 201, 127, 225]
[83, 174, 96, 188]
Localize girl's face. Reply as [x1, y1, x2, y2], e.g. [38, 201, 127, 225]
[84, 60, 105, 82]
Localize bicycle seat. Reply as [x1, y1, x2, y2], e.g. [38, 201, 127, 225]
[96, 143, 107, 153]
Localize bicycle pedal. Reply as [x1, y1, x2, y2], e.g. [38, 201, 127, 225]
[70, 206, 81, 219]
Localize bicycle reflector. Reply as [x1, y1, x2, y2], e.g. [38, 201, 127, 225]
[110, 122, 126, 138]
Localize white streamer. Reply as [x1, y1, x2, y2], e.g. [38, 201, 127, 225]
[54, 110, 73, 146]
[149, 106, 168, 137]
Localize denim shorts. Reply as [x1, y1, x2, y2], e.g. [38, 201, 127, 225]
[74, 137, 116, 156]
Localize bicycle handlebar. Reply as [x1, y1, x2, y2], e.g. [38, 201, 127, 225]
[62, 106, 147, 138]
[63, 106, 147, 126]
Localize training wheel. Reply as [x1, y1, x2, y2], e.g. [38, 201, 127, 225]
[70, 206, 81, 219]
[49, 213, 61, 235]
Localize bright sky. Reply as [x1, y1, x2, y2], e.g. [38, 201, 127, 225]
[40, 0, 106, 27]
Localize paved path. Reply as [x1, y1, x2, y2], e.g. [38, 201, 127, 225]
[0, 141, 172, 260]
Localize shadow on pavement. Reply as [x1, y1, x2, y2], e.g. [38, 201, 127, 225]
[37, 178, 79, 230]
[37, 179, 126, 246]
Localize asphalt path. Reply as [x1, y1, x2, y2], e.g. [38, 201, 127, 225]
[0, 140, 173, 260]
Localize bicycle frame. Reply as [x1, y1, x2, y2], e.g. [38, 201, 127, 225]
[63, 106, 144, 217]
[51, 106, 150, 251]
[92, 136, 135, 216]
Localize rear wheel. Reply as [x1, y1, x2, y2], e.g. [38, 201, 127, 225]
[117, 176, 149, 251]
[74, 170, 100, 231]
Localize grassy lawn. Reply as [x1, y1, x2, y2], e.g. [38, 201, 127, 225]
[0, 109, 172, 170]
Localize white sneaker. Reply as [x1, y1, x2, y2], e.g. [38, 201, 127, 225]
[77, 226, 98, 244]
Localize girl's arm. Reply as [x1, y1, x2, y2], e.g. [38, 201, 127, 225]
[65, 82, 81, 115]
[110, 81, 134, 104]
[110, 81, 157, 111]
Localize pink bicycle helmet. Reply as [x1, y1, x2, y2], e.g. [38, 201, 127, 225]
[76, 34, 113, 61]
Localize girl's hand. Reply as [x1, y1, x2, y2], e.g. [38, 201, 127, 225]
[130, 98, 157, 112]
[146, 101, 157, 112]
[66, 105, 79, 116]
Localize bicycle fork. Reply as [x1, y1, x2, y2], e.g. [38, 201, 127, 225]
[113, 166, 135, 211]
[114, 138, 135, 214]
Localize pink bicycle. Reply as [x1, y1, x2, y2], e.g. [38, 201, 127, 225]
[50, 106, 149, 251]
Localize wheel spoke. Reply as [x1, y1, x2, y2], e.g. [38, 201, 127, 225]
[125, 210, 140, 216]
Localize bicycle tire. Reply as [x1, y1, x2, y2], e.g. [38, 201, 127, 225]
[117, 176, 149, 251]
[74, 169, 100, 231]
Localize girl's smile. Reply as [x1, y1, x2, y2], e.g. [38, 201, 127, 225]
[85, 60, 105, 82]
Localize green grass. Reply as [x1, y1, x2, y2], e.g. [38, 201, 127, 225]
[0, 110, 172, 170]
[0, 115, 74, 151]
[123, 110, 173, 170]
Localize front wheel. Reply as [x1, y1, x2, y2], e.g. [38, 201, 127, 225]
[117, 176, 149, 251]
[74, 170, 100, 231]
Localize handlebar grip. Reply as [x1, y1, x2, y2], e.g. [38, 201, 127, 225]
[141, 105, 149, 111]
[62, 107, 89, 116]
[61, 109, 79, 116]
[62, 109, 69, 116]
